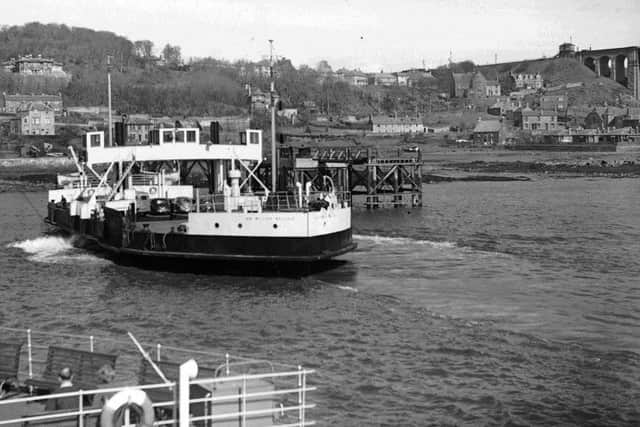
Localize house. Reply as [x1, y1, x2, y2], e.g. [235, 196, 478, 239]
[374, 73, 397, 87]
[541, 95, 567, 112]
[451, 72, 473, 98]
[250, 89, 269, 111]
[485, 82, 501, 97]
[521, 107, 559, 131]
[10, 103, 55, 135]
[470, 72, 488, 98]
[114, 117, 154, 144]
[277, 108, 298, 124]
[608, 107, 640, 129]
[3, 93, 63, 114]
[584, 109, 606, 130]
[397, 73, 410, 87]
[349, 73, 369, 87]
[2, 55, 67, 77]
[472, 120, 502, 145]
[371, 116, 425, 134]
[514, 73, 543, 90]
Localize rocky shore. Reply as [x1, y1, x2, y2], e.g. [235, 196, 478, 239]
[442, 160, 640, 177]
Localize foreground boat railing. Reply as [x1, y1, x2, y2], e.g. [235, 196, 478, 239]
[0, 327, 316, 426]
[0, 370, 316, 427]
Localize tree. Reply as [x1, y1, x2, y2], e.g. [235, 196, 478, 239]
[162, 44, 182, 67]
[134, 40, 154, 58]
[316, 60, 332, 75]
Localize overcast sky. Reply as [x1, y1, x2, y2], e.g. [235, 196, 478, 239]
[2, 0, 639, 71]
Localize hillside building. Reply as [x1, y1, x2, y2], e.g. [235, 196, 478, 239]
[540, 95, 567, 112]
[371, 116, 425, 134]
[521, 107, 559, 131]
[2, 55, 67, 77]
[373, 72, 398, 87]
[2, 93, 63, 114]
[10, 103, 55, 135]
[514, 73, 543, 90]
[472, 120, 502, 145]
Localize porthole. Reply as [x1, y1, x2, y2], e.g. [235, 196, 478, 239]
[273, 224, 278, 229]
[238, 223, 243, 228]
[214, 223, 219, 228]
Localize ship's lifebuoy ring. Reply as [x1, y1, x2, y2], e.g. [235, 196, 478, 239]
[149, 187, 157, 195]
[100, 388, 154, 427]
[412, 194, 420, 206]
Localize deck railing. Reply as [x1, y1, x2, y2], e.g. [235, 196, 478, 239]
[0, 327, 315, 427]
[196, 190, 351, 214]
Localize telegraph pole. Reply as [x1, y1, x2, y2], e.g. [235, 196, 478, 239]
[107, 55, 113, 147]
[269, 40, 277, 192]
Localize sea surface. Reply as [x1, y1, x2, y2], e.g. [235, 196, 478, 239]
[1, 178, 639, 426]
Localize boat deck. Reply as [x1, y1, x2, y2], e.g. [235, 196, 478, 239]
[0, 327, 316, 427]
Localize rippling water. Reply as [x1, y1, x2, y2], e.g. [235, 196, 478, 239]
[1, 178, 639, 426]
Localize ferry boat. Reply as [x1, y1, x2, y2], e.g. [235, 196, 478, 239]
[44, 126, 356, 273]
[0, 326, 315, 426]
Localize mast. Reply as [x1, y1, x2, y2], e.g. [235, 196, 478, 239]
[107, 55, 113, 147]
[269, 39, 277, 192]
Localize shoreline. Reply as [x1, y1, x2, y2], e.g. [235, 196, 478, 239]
[2, 149, 639, 193]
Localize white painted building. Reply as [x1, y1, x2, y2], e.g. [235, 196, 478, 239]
[371, 116, 426, 134]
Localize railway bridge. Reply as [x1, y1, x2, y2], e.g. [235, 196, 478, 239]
[576, 46, 640, 99]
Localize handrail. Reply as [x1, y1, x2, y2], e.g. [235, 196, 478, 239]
[0, 369, 315, 427]
[0, 327, 299, 371]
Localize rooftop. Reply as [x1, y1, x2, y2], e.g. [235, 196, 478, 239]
[372, 116, 422, 125]
[473, 120, 502, 133]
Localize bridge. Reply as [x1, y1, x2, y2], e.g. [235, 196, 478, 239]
[576, 46, 640, 99]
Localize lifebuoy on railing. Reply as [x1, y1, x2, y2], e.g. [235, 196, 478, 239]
[149, 187, 158, 195]
[100, 388, 154, 427]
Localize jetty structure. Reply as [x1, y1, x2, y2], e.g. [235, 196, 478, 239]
[279, 145, 423, 209]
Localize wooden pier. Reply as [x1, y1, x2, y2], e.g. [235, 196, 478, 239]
[279, 146, 423, 209]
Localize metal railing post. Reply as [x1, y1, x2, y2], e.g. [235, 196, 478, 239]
[90, 336, 94, 352]
[27, 329, 33, 378]
[298, 365, 303, 426]
[78, 390, 84, 427]
[301, 370, 307, 426]
[241, 375, 247, 427]
[157, 344, 162, 361]
[225, 353, 230, 376]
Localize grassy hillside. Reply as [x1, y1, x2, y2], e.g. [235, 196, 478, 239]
[480, 57, 639, 107]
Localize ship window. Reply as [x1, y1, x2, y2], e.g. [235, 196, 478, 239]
[238, 223, 242, 228]
[273, 224, 278, 229]
[214, 222, 219, 228]
[186, 130, 197, 142]
[90, 134, 101, 147]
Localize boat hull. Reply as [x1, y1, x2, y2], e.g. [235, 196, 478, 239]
[45, 202, 356, 274]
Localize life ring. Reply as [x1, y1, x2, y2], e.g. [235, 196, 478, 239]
[149, 187, 157, 195]
[412, 194, 420, 206]
[100, 388, 154, 427]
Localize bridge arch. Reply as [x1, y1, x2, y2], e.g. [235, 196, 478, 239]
[599, 56, 612, 78]
[615, 54, 628, 86]
[584, 57, 596, 72]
